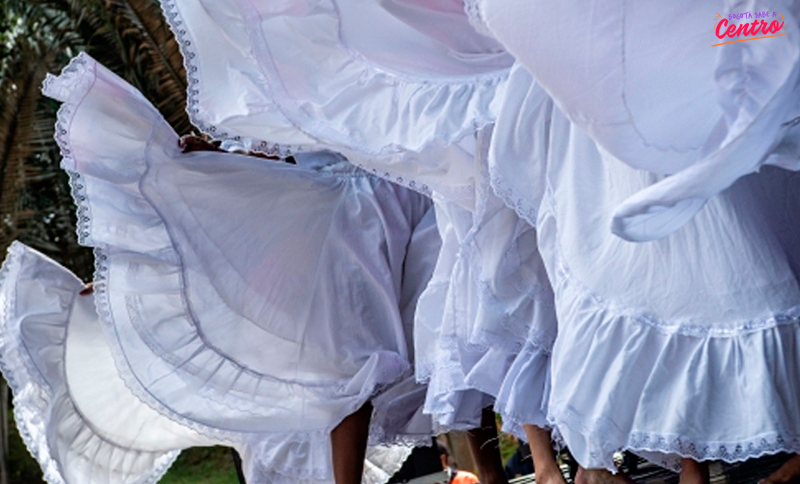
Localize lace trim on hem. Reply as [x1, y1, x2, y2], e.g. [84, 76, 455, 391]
[239, 0, 505, 186]
[43, 54, 97, 246]
[543, 187, 800, 337]
[549, 406, 800, 472]
[489, 173, 539, 228]
[158, 0, 303, 157]
[78, 185, 414, 446]
[0, 244, 68, 484]
[0, 243, 181, 484]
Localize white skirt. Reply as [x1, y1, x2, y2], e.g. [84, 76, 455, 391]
[16, 51, 446, 483]
[489, 62, 800, 471]
[157, 0, 558, 433]
[479, 0, 800, 242]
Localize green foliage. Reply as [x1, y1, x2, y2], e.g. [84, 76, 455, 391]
[158, 447, 241, 484]
[6, 407, 44, 484]
[0, 0, 188, 275]
[0, 0, 193, 480]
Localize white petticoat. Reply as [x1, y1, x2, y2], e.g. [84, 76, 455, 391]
[0, 243, 418, 484]
[30, 52, 444, 482]
[489, 62, 800, 471]
[155, 0, 558, 432]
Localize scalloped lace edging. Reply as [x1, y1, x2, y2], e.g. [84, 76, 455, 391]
[158, 0, 301, 157]
[41, 51, 95, 103]
[489, 173, 539, 228]
[550, 407, 800, 472]
[91, 250, 243, 443]
[44, 54, 97, 246]
[0, 244, 69, 484]
[240, 0, 506, 154]
[0, 243, 181, 484]
[93, 249, 417, 448]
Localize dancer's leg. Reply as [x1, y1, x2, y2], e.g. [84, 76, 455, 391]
[760, 455, 800, 484]
[466, 407, 508, 484]
[575, 467, 637, 484]
[523, 424, 566, 484]
[678, 459, 709, 484]
[330, 402, 373, 484]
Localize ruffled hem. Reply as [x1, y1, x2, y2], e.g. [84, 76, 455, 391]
[161, 0, 510, 155]
[412, 154, 556, 429]
[158, 0, 510, 198]
[44, 53, 429, 447]
[494, 339, 552, 440]
[544, 235, 800, 471]
[238, 441, 413, 484]
[0, 242, 182, 484]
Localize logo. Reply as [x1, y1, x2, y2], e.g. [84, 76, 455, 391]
[713, 11, 786, 46]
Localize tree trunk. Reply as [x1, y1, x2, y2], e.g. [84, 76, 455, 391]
[1, 378, 8, 484]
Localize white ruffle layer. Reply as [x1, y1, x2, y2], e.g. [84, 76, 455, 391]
[480, 0, 800, 241]
[159, 0, 512, 203]
[0, 242, 201, 484]
[41, 52, 434, 482]
[538, 125, 800, 471]
[0, 243, 414, 484]
[160, 0, 511, 155]
[484, 47, 800, 470]
[160, 0, 559, 435]
[414, 135, 557, 432]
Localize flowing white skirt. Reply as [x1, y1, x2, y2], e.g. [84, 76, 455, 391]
[479, 0, 800, 242]
[11, 51, 446, 483]
[489, 62, 800, 471]
[157, 0, 558, 433]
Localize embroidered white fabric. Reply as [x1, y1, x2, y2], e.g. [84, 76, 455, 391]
[34, 53, 441, 483]
[158, 0, 513, 199]
[488, 61, 800, 469]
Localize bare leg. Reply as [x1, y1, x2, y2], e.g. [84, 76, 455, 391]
[330, 402, 372, 484]
[523, 424, 567, 484]
[575, 467, 637, 484]
[678, 459, 709, 484]
[760, 454, 800, 484]
[465, 407, 508, 484]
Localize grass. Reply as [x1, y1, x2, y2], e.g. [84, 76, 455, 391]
[6, 413, 240, 484]
[155, 447, 241, 484]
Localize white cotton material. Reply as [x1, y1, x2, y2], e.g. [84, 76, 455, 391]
[159, 0, 512, 200]
[0, 242, 211, 484]
[0, 243, 416, 484]
[413, 128, 557, 432]
[489, 62, 800, 469]
[38, 52, 439, 483]
[158, 0, 557, 435]
[480, 0, 800, 240]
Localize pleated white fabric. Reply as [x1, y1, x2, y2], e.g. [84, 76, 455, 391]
[0, 242, 202, 484]
[0, 243, 418, 484]
[157, 0, 558, 434]
[489, 62, 800, 471]
[159, 0, 513, 206]
[26, 51, 445, 483]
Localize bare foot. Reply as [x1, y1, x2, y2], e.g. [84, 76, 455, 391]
[760, 454, 800, 484]
[679, 459, 709, 484]
[575, 467, 637, 484]
[79, 282, 94, 295]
